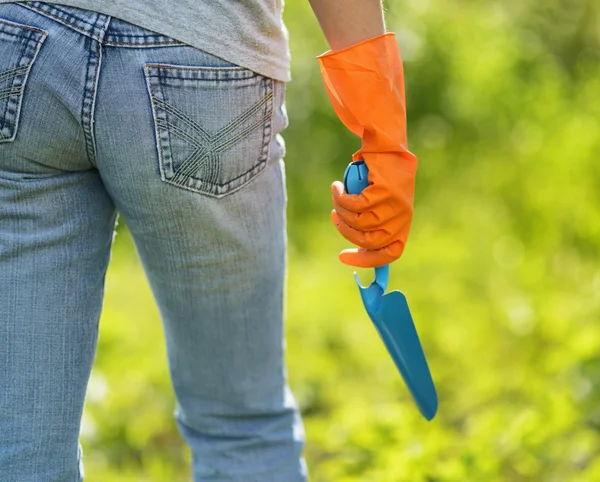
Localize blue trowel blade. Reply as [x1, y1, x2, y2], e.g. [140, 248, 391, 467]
[356, 281, 438, 421]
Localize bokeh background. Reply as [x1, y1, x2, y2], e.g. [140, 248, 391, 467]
[81, 0, 600, 480]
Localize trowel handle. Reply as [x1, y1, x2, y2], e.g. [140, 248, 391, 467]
[343, 159, 369, 196]
[342, 160, 390, 292]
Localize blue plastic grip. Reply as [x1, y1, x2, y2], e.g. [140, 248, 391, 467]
[343, 160, 390, 292]
[343, 159, 369, 195]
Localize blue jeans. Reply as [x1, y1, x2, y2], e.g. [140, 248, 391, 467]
[0, 2, 307, 481]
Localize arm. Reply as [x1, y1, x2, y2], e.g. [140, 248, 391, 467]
[311, 2, 417, 269]
[308, 0, 386, 51]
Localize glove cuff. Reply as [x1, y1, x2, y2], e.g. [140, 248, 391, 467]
[317, 32, 416, 169]
[316, 32, 397, 60]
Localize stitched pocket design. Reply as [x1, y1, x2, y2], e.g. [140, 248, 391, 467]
[0, 17, 47, 143]
[144, 64, 274, 198]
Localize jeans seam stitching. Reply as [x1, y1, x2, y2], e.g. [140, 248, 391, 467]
[19, 2, 98, 28]
[166, 90, 273, 191]
[0, 23, 47, 144]
[16, 2, 105, 42]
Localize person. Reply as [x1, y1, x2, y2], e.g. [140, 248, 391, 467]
[0, 0, 415, 480]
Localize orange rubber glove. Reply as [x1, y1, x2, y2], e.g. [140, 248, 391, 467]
[318, 33, 418, 268]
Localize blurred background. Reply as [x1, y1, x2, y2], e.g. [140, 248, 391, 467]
[81, 0, 600, 480]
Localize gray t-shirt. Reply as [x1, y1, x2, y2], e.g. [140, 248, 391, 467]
[1, 0, 291, 81]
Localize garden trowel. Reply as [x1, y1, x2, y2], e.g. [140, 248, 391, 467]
[344, 160, 438, 421]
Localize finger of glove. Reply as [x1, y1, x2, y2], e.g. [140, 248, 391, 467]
[334, 205, 412, 244]
[331, 211, 393, 250]
[331, 181, 377, 213]
[332, 201, 396, 231]
[338, 240, 405, 268]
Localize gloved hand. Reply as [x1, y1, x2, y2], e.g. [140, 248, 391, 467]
[318, 33, 418, 268]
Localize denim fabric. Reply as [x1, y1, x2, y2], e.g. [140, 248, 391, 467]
[0, 2, 307, 481]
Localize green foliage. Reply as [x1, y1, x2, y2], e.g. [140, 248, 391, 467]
[82, 0, 600, 480]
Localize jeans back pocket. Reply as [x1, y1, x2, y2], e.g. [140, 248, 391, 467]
[0, 17, 47, 143]
[144, 64, 274, 198]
